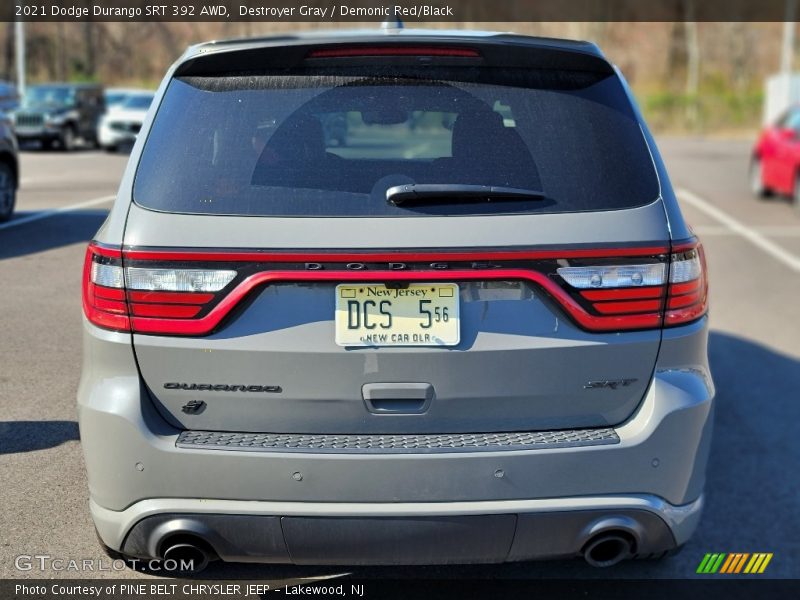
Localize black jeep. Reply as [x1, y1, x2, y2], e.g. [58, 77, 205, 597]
[14, 83, 104, 151]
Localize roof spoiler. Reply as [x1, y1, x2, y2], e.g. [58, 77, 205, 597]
[174, 35, 614, 77]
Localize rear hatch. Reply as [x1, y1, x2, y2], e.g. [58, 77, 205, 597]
[115, 38, 671, 434]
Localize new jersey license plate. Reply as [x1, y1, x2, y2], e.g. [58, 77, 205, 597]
[335, 283, 460, 347]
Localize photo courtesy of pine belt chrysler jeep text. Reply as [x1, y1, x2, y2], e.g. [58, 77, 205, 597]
[78, 28, 714, 571]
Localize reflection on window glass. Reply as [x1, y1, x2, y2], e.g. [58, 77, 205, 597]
[133, 70, 658, 218]
[320, 111, 456, 160]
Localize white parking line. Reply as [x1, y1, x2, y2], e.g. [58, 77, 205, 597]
[691, 225, 800, 236]
[689, 225, 736, 236]
[676, 188, 800, 273]
[751, 226, 800, 236]
[19, 177, 68, 186]
[0, 195, 115, 231]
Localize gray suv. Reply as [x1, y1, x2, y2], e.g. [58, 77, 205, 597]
[79, 30, 713, 571]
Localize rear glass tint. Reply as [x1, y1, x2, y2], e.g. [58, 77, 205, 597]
[133, 67, 659, 217]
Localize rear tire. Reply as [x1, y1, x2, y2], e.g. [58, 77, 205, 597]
[59, 125, 76, 152]
[750, 158, 771, 198]
[0, 161, 16, 222]
[793, 173, 800, 213]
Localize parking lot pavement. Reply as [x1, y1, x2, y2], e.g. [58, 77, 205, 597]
[0, 140, 798, 580]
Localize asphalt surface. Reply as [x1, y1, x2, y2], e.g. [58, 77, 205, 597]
[0, 138, 798, 581]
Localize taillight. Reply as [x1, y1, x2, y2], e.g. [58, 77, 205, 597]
[82, 244, 129, 331]
[82, 241, 707, 336]
[307, 46, 481, 59]
[554, 238, 708, 330]
[557, 263, 666, 289]
[665, 241, 708, 326]
[556, 260, 667, 331]
[82, 243, 238, 333]
[124, 267, 236, 293]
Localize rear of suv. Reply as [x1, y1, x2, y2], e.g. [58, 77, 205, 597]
[79, 30, 713, 570]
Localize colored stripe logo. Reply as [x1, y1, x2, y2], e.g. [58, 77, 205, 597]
[696, 553, 773, 574]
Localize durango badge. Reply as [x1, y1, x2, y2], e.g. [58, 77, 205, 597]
[164, 383, 282, 393]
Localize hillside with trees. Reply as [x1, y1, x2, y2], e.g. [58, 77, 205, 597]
[1, 21, 790, 132]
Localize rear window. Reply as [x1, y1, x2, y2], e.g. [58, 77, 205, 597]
[133, 67, 659, 217]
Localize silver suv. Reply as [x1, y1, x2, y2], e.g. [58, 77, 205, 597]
[79, 29, 713, 571]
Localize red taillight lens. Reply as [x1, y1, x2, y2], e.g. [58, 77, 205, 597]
[665, 241, 708, 326]
[82, 241, 707, 336]
[554, 238, 708, 330]
[556, 261, 667, 330]
[82, 244, 130, 331]
[82, 243, 237, 333]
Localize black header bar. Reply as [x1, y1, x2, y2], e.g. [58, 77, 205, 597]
[4, 0, 800, 23]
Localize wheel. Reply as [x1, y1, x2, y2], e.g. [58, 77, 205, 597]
[793, 173, 800, 213]
[749, 157, 771, 198]
[103, 144, 118, 153]
[0, 161, 16, 222]
[40, 139, 54, 151]
[59, 125, 76, 151]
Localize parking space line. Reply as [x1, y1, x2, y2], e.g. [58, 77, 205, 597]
[676, 188, 800, 273]
[0, 195, 115, 231]
[750, 226, 800, 236]
[689, 225, 737, 236]
[691, 225, 800, 236]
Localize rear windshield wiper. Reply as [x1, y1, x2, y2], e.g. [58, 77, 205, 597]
[386, 184, 546, 205]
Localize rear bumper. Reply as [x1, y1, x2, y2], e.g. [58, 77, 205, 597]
[78, 318, 714, 563]
[92, 494, 702, 565]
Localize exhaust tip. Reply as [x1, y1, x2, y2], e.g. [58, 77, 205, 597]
[162, 541, 211, 574]
[583, 532, 634, 568]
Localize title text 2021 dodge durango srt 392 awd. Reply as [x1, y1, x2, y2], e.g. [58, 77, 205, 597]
[78, 30, 714, 571]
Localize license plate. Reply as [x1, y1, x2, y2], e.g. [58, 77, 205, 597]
[335, 283, 460, 347]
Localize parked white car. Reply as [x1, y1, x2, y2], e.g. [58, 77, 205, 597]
[98, 92, 154, 151]
[104, 87, 147, 112]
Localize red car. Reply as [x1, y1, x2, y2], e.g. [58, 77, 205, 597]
[751, 106, 800, 207]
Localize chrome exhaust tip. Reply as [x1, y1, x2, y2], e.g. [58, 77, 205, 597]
[161, 541, 211, 574]
[583, 532, 634, 567]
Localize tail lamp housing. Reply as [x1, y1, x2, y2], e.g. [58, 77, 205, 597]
[665, 241, 709, 326]
[555, 239, 707, 329]
[82, 243, 238, 333]
[82, 239, 707, 336]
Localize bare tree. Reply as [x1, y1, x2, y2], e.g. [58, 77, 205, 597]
[3, 22, 13, 81]
[684, 1, 700, 128]
[57, 23, 67, 80]
[83, 21, 96, 79]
